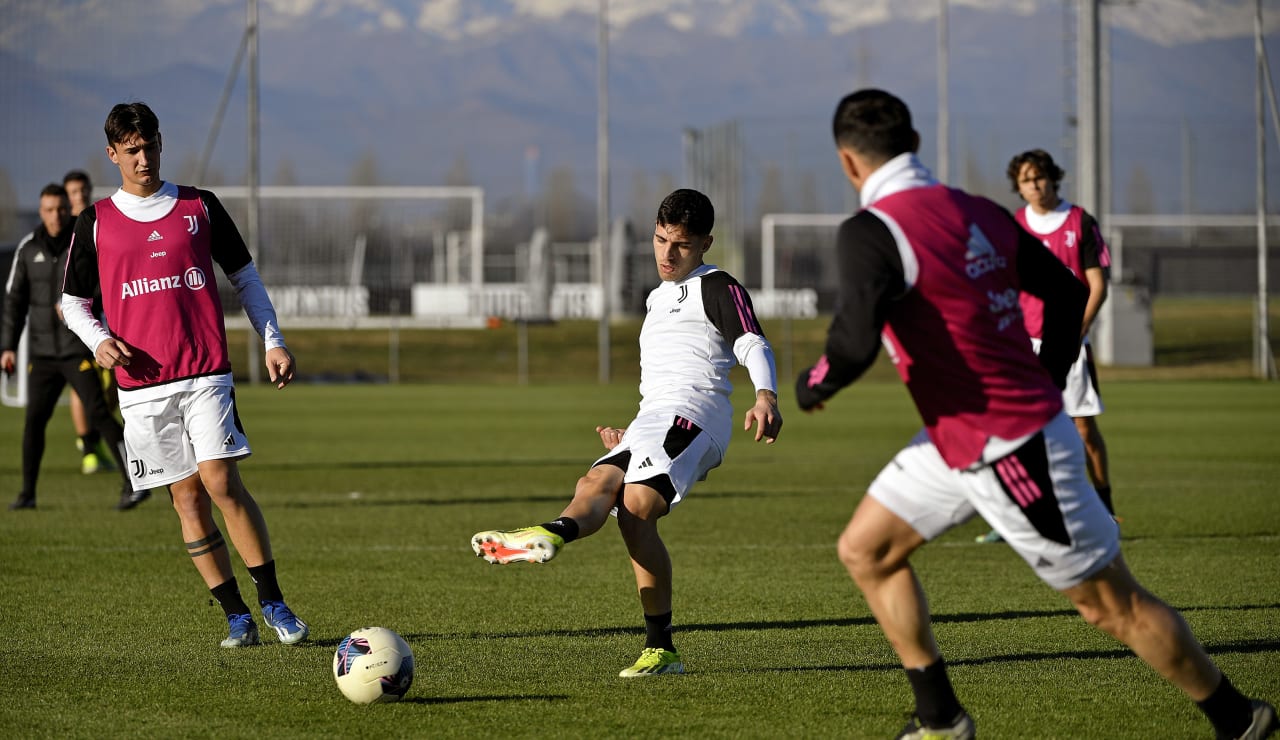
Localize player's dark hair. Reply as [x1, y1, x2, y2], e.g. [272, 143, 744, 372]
[1006, 149, 1065, 193]
[104, 102, 160, 146]
[62, 170, 92, 189]
[656, 189, 715, 237]
[40, 183, 67, 200]
[832, 89, 917, 163]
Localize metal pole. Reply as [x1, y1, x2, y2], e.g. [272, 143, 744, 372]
[596, 0, 611, 384]
[1077, 0, 1100, 217]
[246, 0, 261, 385]
[1255, 0, 1275, 379]
[937, 0, 949, 184]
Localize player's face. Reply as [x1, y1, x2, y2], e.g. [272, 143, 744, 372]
[65, 180, 91, 216]
[39, 194, 70, 236]
[1016, 162, 1060, 212]
[653, 223, 711, 282]
[107, 133, 163, 197]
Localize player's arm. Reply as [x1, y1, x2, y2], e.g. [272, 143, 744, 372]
[1, 236, 32, 373]
[701, 272, 782, 443]
[59, 208, 128, 367]
[1017, 228, 1087, 389]
[201, 190, 295, 388]
[795, 213, 903, 411]
[1077, 211, 1111, 339]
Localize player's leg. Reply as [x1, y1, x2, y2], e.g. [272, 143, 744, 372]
[195, 439, 308, 644]
[169, 471, 259, 647]
[1073, 414, 1113, 513]
[1062, 555, 1273, 738]
[853, 430, 978, 738]
[839, 496, 933, 665]
[198, 458, 272, 564]
[188, 385, 307, 644]
[1065, 344, 1114, 515]
[613, 414, 719, 678]
[68, 388, 100, 473]
[472, 463, 631, 560]
[66, 359, 140, 509]
[614, 480, 684, 677]
[11, 360, 65, 509]
[471, 447, 628, 564]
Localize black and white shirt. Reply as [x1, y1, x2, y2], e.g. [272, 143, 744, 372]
[636, 263, 776, 453]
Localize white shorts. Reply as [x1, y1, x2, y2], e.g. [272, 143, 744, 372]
[868, 411, 1120, 590]
[120, 385, 252, 491]
[1032, 338, 1104, 418]
[592, 412, 723, 510]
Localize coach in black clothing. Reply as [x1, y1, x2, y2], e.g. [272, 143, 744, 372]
[0, 184, 142, 511]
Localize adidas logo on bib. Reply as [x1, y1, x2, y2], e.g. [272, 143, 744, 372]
[147, 230, 163, 242]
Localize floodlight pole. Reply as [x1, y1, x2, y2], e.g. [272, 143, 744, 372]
[1077, 0, 1100, 218]
[937, 0, 949, 184]
[1255, 0, 1275, 379]
[596, 0, 611, 384]
[246, 0, 262, 384]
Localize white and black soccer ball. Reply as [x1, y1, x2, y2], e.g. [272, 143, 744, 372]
[333, 627, 415, 704]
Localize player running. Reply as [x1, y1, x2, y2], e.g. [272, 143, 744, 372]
[795, 88, 1275, 739]
[471, 188, 783, 678]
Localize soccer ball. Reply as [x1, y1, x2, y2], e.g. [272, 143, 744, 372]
[333, 627, 415, 704]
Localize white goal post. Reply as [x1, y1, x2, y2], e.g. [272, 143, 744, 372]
[211, 185, 484, 290]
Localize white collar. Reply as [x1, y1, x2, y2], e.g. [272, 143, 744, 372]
[1021, 200, 1072, 235]
[109, 181, 180, 222]
[859, 153, 937, 208]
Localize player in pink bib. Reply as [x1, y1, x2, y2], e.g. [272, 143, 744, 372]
[61, 102, 309, 649]
[795, 88, 1273, 740]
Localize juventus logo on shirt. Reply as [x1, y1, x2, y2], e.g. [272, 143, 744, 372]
[677, 285, 689, 303]
[185, 215, 199, 235]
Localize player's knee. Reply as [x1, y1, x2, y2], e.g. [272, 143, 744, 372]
[837, 531, 885, 580]
[169, 486, 203, 519]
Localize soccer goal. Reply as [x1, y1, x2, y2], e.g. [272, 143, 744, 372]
[210, 185, 485, 328]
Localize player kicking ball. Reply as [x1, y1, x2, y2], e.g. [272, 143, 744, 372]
[472, 189, 783, 678]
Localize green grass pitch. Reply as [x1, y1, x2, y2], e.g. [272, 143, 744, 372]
[1, 378, 1277, 738]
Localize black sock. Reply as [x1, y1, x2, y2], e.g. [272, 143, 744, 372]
[210, 578, 252, 617]
[541, 516, 580, 543]
[81, 432, 100, 451]
[644, 611, 676, 652]
[247, 560, 284, 604]
[905, 658, 964, 728]
[1197, 674, 1253, 739]
[1096, 485, 1115, 515]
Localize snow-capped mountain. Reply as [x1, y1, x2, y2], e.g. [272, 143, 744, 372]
[0, 0, 1277, 222]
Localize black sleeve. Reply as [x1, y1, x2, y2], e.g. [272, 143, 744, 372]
[1017, 226, 1087, 389]
[1, 238, 31, 352]
[200, 190, 253, 275]
[700, 271, 765, 345]
[1076, 210, 1109, 277]
[795, 212, 904, 410]
[62, 209, 100, 299]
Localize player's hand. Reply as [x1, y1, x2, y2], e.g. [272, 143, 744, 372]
[794, 366, 828, 413]
[265, 346, 296, 389]
[94, 338, 133, 369]
[1, 350, 15, 375]
[596, 425, 626, 451]
[744, 390, 782, 444]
